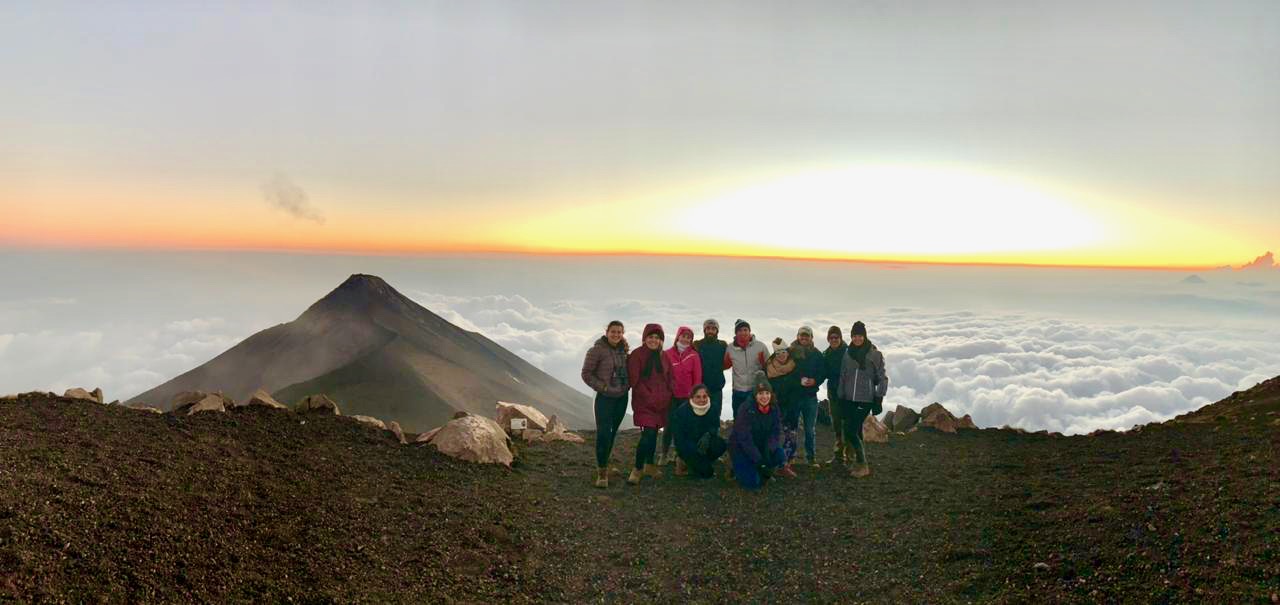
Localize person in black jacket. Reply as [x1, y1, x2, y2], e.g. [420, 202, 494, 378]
[671, 384, 727, 478]
[790, 326, 826, 468]
[692, 319, 730, 425]
[822, 326, 849, 465]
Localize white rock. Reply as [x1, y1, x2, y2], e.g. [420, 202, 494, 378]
[64, 387, 104, 404]
[295, 394, 341, 415]
[352, 415, 386, 430]
[238, 389, 287, 410]
[388, 421, 407, 444]
[861, 413, 890, 443]
[495, 401, 550, 433]
[420, 415, 513, 466]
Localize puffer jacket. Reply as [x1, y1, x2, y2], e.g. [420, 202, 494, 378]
[838, 344, 888, 403]
[627, 346, 674, 428]
[728, 337, 770, 391]
[581, 336, 629, 397]
[664, 345, 703, 399]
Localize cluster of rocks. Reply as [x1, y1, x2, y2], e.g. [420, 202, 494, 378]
[415, 401, 586, 466]
[881, 402, 980, 434]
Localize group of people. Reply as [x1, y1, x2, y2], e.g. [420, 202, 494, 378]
[580, 318, 888, 490]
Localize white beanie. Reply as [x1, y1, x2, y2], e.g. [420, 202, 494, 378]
[772, 337, 789, 355]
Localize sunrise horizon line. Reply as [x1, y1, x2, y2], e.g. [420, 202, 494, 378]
[4, 240, 1269, 273]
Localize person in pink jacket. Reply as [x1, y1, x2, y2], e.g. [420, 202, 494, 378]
[659, 326, 703, 470]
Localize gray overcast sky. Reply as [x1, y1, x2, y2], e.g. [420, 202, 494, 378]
[2, 0, 1277, 264]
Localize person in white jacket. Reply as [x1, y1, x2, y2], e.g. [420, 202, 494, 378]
[727, 319, 770, 421]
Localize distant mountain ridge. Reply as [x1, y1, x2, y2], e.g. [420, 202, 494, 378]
[128, 274, 593, 431]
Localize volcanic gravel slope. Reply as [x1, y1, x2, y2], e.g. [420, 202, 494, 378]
[2, 380, 1277, 603]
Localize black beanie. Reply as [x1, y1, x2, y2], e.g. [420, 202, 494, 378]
[734, 318, 751, 332]
[851, 321, 867, 337]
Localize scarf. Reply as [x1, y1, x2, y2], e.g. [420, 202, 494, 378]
[690, 398, 711, 416]
[642, 346, 664, 378]
[756, 401, 771, 414]
[790, 339, 820, 361]
[676, 341, 690, 354]
[734, 333, 752, 349]
[846, 339, 874, 370]
[766, 354, 796, 378]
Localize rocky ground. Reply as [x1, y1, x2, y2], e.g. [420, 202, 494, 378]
[2, 379, 1278, 604]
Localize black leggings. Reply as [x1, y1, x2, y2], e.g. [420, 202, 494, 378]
[594, 393, 628, 468]
[838, 400, 874, 464]
[635, 427, 659, 470]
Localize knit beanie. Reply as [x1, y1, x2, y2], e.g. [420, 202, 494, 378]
[703, 318, 720, 331]
[771, 337, 789, 355]
[644, 323, 665, 341]
[851, 321, 867, 337]
[734, 318, 750, 332]
[797, 326, 814, 338]
[828, 325, 842, 338]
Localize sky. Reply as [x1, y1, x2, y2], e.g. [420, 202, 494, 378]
[2, 1, 1279, 267]
[2, 251, 1278, 434]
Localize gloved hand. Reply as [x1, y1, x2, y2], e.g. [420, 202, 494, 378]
[697, 433, 711, 456]
[872, 395, 884, 416]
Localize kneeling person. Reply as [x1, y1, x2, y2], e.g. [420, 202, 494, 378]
[671, 384, 727, 478]
[729, 382, 795, 490]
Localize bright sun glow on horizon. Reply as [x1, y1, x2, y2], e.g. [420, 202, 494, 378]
[678, 165, 1105, 257]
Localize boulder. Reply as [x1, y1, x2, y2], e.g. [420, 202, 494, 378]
[889, 405, 919, 432]
[495, 401, 550, 433]
[295, 394, 341, 415]
[882, 410, 895, 427]
[352, 415, 387, 430]
[541, 414, 586, 444]
[417, 415, 513, 466]
[416, 426, 443, 444]
[132, 406, 164, 414]
[171, 391, 232, 415]
[919, 402, 958, 433]
[388, 421, 407, 444]
[522, 429, 546, 443]
[862, 413, 889, 443]
[452, 410, 470, 419]
[64, 387, 104, 404]
[239, 389, 287, 410]
[956, 414, 978, 430]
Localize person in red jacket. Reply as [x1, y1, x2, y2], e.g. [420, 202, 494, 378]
[660, 326, 703, 473]
[627, 323, 674, 485]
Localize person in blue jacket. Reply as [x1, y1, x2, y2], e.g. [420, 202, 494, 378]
[729, 382, 795, 490]
[671, 384, 727, 478]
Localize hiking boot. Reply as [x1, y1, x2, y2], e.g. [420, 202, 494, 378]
[674, 458, 688, 477]
[850, 464, 871, 478]
[594, 468, 608, 488]
[644, 463, 662, 479]
[627, 468, 643, 485]
[778, 465, 798, 479]
[808, 459, 821, 470]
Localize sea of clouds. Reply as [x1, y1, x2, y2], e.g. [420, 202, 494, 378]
[410, 291, 1280, 435]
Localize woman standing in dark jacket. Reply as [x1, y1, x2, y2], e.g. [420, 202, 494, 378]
[580, 320, 630, 488]
[671, 384, 727, 478]
[836, 321, 888, 478]
[626, 323, 674, 485]
[729, 382, 795, 490]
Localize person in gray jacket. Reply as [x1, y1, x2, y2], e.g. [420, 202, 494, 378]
[835, 321, 887, 478]
[727, 319, 771, 422]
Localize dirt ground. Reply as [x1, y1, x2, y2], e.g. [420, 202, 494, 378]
[2, 383, 1277, 603]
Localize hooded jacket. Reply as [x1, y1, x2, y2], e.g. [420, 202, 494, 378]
[664, 344, 703, 399]
[729, 399, 783, 466]
[628, 344, 674, 428]
[581, 336, 630, 397]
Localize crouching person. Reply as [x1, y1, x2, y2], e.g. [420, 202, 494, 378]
[672, 384, 727, 478]
[729, 383, 795, 490]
